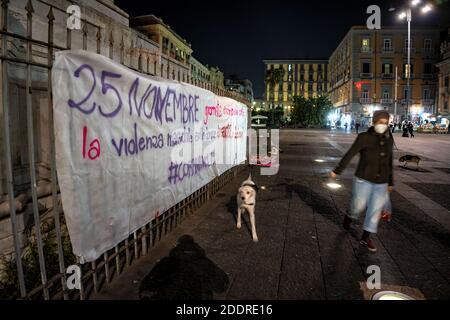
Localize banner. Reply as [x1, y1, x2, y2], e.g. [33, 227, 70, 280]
[52, 51, 247, 262]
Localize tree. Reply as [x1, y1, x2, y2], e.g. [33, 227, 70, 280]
[265, 67, 285, 92]
[292, 95, 332, 127]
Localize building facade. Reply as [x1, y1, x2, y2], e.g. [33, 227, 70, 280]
[130, 14, 193, 82]
[328, 26, 441, 127]
[190, 56, 210, 84]
[436, 28, 450, 122]
[225, 78, 254, 102]
[209, 66, 225, 90]
[263, 59, 329, 115]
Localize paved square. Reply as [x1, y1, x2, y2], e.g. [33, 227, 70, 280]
[92, 129, 450, 300]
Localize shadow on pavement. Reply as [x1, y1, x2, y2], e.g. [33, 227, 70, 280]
[139, 235, 229, 300]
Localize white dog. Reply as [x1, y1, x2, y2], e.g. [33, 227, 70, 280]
[236, 173, 259, 242]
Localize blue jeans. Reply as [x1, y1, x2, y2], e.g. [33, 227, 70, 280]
[348, 177, 388, 233]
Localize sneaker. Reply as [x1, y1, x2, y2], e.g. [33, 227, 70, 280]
[360, 237, 377, 253]
[343, 215, 352, 231]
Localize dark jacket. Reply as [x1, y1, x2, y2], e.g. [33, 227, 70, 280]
[333, 126, 394, 186]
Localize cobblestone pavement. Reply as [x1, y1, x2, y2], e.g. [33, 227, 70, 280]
[92, 129, 450, 300]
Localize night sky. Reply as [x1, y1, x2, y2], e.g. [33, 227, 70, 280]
[115, 0, 450, 98]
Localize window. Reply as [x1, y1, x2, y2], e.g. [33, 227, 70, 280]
[424, 63, 432, 74]
[423, 88, 430, 99]
[383, 90, 390, 99]
[162, 37, 169, 48]
[362, 38, 370, 50]
[424, 39, 432, 50]
[404, 38, 412, 49]
[403, 88, 410, 99]
[445, 101, 448, 110]
[383, 39, 392, 51]
[309, 74, 313, 81]
[362, 62, 371, 73]
[382, 63, 392, 74]
[445, 76, 449, 89]
[362, 90, 369, 98]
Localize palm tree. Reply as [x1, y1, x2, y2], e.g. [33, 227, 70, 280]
[265, 67, 285, 107]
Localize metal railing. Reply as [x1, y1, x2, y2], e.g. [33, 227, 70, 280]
[0, 0, 249, 300]
[359, 98, 372, 104]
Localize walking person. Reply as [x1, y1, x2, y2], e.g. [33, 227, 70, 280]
[407, 121, 415, 138]
[402, 122, 409, 137]
[355, 121, 360, 134]
[392, 121, 396, 133]
[330, 110, 394, 252]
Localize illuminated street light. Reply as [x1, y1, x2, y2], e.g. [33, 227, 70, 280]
[392, 1, 433, 121]
[421, 4, 432, 13]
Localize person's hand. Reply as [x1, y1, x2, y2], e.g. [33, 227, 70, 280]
[330, 171, 337, 179]
[388, 186, 393, 193]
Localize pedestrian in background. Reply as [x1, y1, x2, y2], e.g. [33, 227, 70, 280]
[330, 110, 394, 253]
[355, 122, 360, 134]
[407, 121, 415, 138]
[392, 122, 397, 133]
[402, 122, 409, 137]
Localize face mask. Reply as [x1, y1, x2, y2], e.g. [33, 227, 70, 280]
[374, 124, 388, 134]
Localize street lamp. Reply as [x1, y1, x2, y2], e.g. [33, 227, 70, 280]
[393, 1, 433, 121]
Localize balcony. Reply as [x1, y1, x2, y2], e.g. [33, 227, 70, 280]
[401, 99, 413, 105]
[422, 73, 434, 80]
[422, 48, 435, 54]
[403, 47, 416, 54]
[381, 73, 394, 79]
[360, 73, 373, 79]
[360, 98, 372, 104]
[360, 47, 372, 53]
[382, 47, 394, 54]
[402, 74, 415, 80]
[421, 99, 434, 106]
[381, 98, 393, 105]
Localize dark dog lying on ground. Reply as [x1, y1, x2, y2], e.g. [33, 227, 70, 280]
[399, 155, 421, 168]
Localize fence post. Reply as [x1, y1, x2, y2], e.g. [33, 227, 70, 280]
[108, 30, 114, 59]
[26, 0, 50, 300]
[49, 4, 69, 300]
[1, 0, 27, 298]
[82, 21, 87, 50]
[96, 27, 101, 54]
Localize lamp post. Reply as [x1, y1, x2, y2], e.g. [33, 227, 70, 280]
[394, 0, 433, 122]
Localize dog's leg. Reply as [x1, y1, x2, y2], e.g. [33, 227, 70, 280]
[237, 208, 242, 229]
[248, 208, 258, 242]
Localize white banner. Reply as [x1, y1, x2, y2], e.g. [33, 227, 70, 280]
[52, 50, 247, 262]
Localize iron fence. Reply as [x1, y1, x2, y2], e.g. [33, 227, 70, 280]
[0, 0, 249, 300]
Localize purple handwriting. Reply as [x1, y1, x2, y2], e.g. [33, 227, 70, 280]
[68, 64, 199, 125]
[168, 154, 214, 184]
[111, 122, 164, 157]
